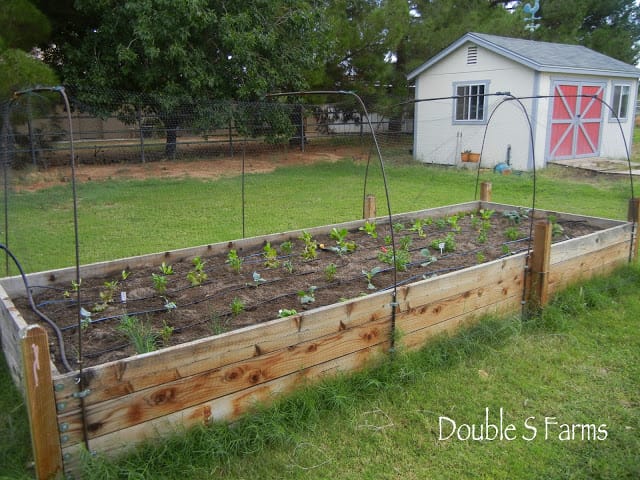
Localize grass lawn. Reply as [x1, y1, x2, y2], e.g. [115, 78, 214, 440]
[0, 155, 639, 479]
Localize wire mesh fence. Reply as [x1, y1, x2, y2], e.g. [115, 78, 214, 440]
[1, 88, 414, 169]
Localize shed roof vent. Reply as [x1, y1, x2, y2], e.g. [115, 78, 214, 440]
[467, 46, 478, 65]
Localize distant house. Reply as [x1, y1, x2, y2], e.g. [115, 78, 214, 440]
[407, 32, 640, 171]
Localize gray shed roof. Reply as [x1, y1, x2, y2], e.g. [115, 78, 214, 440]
[407, 32, 640, 80]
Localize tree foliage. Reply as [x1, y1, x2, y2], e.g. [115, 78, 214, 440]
[0, 0, 57, 98]
[54, 0, 325, 156]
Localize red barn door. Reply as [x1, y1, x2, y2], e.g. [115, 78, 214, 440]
[549, 82, 604, 160]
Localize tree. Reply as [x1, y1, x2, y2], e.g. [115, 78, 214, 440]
[0, 0, 57, 98]
[55, 0, 325, 158]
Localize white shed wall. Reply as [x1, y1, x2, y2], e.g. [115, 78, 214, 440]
[413, 43, 538, 171]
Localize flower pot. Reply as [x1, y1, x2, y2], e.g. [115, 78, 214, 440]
[461, 152, 480, 163]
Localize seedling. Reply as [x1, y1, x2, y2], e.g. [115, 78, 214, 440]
[362, 266, 382, 290]
[324, 263, 337, 282]
[479, 209, 495, 220]
[100, 280, 119, 303]
[501, 244, 511, 255]
[118, 315, 158, 354]
[328, 228, 356, 254]
[502, 208, 529, 225]
[230, 297, 245, 316]
[447, 215, 461, 232]
[504, 226, 520, 241]
[280, 240, 293, 255]
[477, 229, 488, 244]
[251, 271, 267, 286]
[377, 243, 411, 272]
[430, 232, 456, 253]
[152, 273, 168, 294]
[419, 249, 437, 266]
[359, 221, 378, 239]
[159, 262, 174, 275]
[283, 260, 294, 273]
[298, 285, 317, 304]
[548, 215, 565, 237]
[409, 219, 427, 237]
[187, 256, 207, 286]
[80, 308, 92, 330]
[392, 222, 404, 233]
[160, 320, 174, 346]
[300, 231, 318, 260]
[263, 242, 280, 268]
[226, 249, 243, 273]
[121, 270, 130, 281]
[476, 251, 486, 263]
[277, 308, 298, 318]
[435, 218, 447, 229]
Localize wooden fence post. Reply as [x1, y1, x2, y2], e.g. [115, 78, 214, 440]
[20, 324, 63, 479]
[627, 198, 640, 261]
[364, 194, 376, 220]
[526, 219, 552, 310]
[480, 182, 492, 202]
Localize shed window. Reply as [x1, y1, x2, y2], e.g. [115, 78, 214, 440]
[610, 84, 630, 122]
[454, 83, 487, 122]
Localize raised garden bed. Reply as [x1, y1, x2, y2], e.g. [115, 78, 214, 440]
[0, 200, 635, 478]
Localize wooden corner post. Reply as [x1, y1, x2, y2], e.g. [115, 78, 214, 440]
[364, 194, 376, 220]
[526, 219, 552, 310]
[627, 198, 640, 261]
[480, 182, 492, 202]
[20, 324, 63, 479]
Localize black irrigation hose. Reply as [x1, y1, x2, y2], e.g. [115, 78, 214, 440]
[0, 243, 73, 372]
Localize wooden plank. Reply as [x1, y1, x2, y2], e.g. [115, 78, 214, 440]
[57, 315, 393, 444]
[548, 241, 631, 294]
[52, 290, 394, 410]
[400, 295, 522, 352]
[550, 224, 632, 264]
[60, 343, 387, 473]
[20, 325, 64, 480]
[0, 284, 29, 391]
[397, 254, 526, 312]
[396, 265, 524, 336]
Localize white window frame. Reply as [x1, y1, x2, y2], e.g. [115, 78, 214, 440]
[609, 83, 631, 122]
[453, 81, 489, 124]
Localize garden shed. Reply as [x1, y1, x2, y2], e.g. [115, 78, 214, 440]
[407, 32, 640, 171]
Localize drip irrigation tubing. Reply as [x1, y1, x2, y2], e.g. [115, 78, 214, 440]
[0, 243, 73, 371]
[266, 90, 400, 352]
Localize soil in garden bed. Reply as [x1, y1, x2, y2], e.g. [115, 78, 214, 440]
[15, 208, 601, 370]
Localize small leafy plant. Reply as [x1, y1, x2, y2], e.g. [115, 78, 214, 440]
[277, 308, 298, 318]
[230, 297, 245, 316]
[263, 242, 280, 268]
[362, 266, 382, 290]
[159, 320, 174, 346]
[430, 232, 456, 253]
[298, 285, 317, 304]
[300, 231, 318, 260]
[152, 273, 168, 294]
[280, 240, 293, 255]
[359, 221, 378, 239]
[159, 262, 174, 275]
[328, 227, 356, 254]
[409, 219, 427, 238]
[504, 226, 520, 241]
[226, 249, 243, 273]
[187, 256, 207, 286]
[324, 263, 337, 282]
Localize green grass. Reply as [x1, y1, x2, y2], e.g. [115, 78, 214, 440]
[2, 157, 634, 274]
[0, 155, 638, 478]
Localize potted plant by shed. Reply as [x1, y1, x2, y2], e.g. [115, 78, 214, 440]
[461, 150, 480, 162]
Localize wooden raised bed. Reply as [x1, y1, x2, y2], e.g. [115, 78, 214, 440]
[0, 199, 637, 479]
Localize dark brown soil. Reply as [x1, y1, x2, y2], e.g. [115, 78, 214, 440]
[16, 209, 600, 371]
